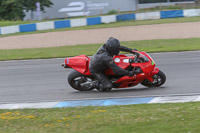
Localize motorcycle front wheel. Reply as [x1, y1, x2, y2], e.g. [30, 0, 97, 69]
[140, 70, 166, 87]
[68, 70, 95, 91]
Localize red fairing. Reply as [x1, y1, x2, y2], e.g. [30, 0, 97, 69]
[146, 67, 159, 82]
[64, 51, 165, 89]
[109, 51, 158, 88]
[105, 55, 134, 75]
[113, 55, 133, 69]
[131, 51, 155, 74]
[65, 55, 91, 75]
[115, 73, 146, 88]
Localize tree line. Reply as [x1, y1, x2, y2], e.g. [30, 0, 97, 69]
[0, 0, 53, 20]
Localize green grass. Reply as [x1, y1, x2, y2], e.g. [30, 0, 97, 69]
[0, 38, 200, 61]
[1, 16, 200, 38]
[0, 102, 200, 133]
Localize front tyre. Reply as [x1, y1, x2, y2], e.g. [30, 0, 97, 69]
[141, 70, 166, 87]
[68, 70, 94, 91]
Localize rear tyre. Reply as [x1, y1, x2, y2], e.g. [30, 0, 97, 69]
[141, 70, 166, 87]
[68, 70, 94, 91]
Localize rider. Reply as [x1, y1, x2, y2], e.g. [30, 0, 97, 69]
[89, 37, 138, 92]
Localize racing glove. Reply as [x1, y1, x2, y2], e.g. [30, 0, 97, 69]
[131, 49, 138, 54]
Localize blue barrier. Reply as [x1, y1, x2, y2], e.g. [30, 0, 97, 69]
[54, 20, 71, 29]
[161, 10, 184, 19]
[1, 9, 200, 35]
[19, 24, 36, 32]
[117, 13, 135, 21]
[87, 17, 101, 25]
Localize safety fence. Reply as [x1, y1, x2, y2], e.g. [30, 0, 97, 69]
[0, 9, 200, 35]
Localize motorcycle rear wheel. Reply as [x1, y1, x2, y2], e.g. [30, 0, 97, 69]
[140, 70, 166, 87]
[68, 70, 94, 91]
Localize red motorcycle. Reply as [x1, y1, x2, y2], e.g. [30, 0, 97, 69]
[62, 51, 166, 91]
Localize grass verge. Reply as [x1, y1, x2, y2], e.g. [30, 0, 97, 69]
[0, 102, 200, 133]
[0, 38, 200, 61]
[1, 16, 200, 38]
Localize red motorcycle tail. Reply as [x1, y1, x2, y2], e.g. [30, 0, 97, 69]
[64, 55, 91, 75]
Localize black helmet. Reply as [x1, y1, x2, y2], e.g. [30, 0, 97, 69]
[105, 37, 120, 55]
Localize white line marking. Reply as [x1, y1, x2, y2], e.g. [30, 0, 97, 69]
[0, 102, 58, 109]
[2, 93, 200, 104]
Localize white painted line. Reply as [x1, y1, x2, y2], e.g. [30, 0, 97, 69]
[2, 92, 200, 105]
[1, 94, 200, 109]
[39, 93, 200, 102]
[193, 96, 200, 102]
[149, 95, 199, 103]
[0, 102, 58, 109]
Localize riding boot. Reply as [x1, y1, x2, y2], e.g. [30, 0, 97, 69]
[96, 82, 111, 92]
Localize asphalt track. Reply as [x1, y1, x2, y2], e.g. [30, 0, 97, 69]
[0, 51, 200, 104]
